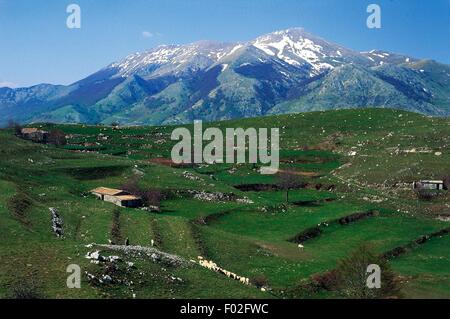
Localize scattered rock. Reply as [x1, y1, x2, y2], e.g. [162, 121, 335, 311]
[49, 207, 64, 238]
[183, 171, 202, 181]
[91, 244, 187, 267]
[132, 168, 145, 176]
[181, 190, 250, 203]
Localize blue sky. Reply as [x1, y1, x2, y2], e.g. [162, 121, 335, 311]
[0, 0, 449, 87]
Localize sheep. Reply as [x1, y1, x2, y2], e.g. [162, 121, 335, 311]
[298, 244, 304, 251]
[197, 257, 252, 287]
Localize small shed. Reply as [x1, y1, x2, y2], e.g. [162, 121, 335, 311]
[114, 195, 142, 208]
[21, 128, 49, 143]
[91, 187, 142, 208]
[412, 180, 445, 190]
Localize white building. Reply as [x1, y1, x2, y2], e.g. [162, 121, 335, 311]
[91, 187, 142, 208]
[412, 180, 445, 190]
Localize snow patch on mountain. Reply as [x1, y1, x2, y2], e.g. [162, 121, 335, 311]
[110, 45, 185, 76]
[111, 42, 237, 77]
[224, 44, 244, 57]
[109, 29, 348, 79]
[252, 29, 333, 75]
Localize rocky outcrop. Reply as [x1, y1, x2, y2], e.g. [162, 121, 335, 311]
[87, 244, 187, 267]
[179, 190, 253, 204]
[49, 207, 63, 238]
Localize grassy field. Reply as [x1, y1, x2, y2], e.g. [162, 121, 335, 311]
[0, 108, 449, 299]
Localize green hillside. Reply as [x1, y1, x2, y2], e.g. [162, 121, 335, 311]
[0, 108, 449, 299]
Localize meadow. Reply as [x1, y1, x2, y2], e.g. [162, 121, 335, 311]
[0, 108, 449, 299]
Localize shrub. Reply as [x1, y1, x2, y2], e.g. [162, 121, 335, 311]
[8, 279, 42, 299]
[416, 189, 439, 201]
[142, 188, 164, 207]
[7, 192, 32, 227]
[8, 120, 23, 136]
[443, 176, 450, 191]
[335, 244, 402, 299]
[48, 129, 67, 146]
[250, 275, 269, 288]
[289, 226, 321, 243]
[311, 270, 339, 291]
[120, 177, 141, 196]
[120, 177, 164, 208]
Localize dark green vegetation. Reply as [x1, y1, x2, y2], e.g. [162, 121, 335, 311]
[0, 108, 449, 299]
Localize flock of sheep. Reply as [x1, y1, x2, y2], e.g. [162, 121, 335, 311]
[193, 246, 305, 289]
[194, 256, 250, 286]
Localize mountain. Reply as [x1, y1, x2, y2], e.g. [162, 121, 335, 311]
[1, 27, 450, 125]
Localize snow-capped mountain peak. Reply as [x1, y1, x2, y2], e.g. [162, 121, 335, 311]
[100, 28, 427, 88]
[109, 28, 355, 79]
[251, 28, 336, 74]
[110, 41, 238, 78]
[360, 49, 417, 66]
[2, 27, 449, 126]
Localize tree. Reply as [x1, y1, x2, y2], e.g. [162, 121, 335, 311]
[277, 170, 304, 203]
[14, 123, 23, 136]
[48, 129, 67, 146]
[7, 120, 22, 136]
[120, 177, 163, 209]
[142, 188, 163, 208]
[335, 244, 401, 299]
[249, 275, 269, 289]
[443, 176, 450, 191]
[120, 176, 141, 196]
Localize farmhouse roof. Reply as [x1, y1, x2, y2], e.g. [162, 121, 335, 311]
[21, 128, 46, 134]
[419, 180, 444, 184]
[115, 195, 141, 201]
[91, 187, 125, 196]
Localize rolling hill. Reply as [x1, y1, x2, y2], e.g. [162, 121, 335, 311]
[0, 108, 449, 298]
